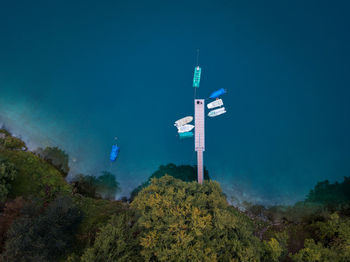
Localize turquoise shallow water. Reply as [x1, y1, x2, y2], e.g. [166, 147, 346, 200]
[1, 1, 350, 204]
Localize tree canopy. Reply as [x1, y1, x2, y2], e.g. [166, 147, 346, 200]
[0, 129, 27, 151]
[291, 213, 350, 262]
[72, 174, 100, 199]
[35, 146, 70, 176]
[1, 131, 350, 261]
[71, 171, 120, 200]
[81, 211, 142, 262]
[306, 177, 350, 211]
[130, 163, 210, 200]
[1, 196, 83, 262]
[97, 171, 120, 200]
[131, 175, 263, 261]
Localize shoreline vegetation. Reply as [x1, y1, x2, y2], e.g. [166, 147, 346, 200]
[0, 128, 349, 261]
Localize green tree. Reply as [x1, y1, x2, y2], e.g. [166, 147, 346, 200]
[0, 129, 27, 151]
[0, 128, 11, 137]
[291, 213, 350, 262]
[130, 163, 210, 200]
[96, 171, 120, 200]
[73, 195, 128, 251]
[71, 172, 120, 200]
[131, 175, 262, 262]
[1, 147, 71, 200]
[261, 238, 283, 262]
[81, 211, 142, 262]
[0, 158, 17, 201]
[71, 174, 100, 199]
[71, 171, 120, 200]
[1, 195, 83, 262]
[306, 177, 350, 211]
[35, 146, 70, 176]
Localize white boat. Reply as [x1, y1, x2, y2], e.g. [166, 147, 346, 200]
[177, 124, 195, 133]
[174, 116, 193, 127]
[208, 107, 226, 117]
[207, 99, 223, 109]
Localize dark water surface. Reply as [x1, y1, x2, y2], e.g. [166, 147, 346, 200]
[1, 0, 350, 204]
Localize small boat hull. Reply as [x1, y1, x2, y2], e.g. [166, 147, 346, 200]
[174, 116, 193, 127]
[207, 98, 223, 109]
[177, 124, 195, 133]
[208, 107, 226, 117]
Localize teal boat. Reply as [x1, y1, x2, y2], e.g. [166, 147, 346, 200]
[179, 131, 193, 139]
[193, 66, 201, 88]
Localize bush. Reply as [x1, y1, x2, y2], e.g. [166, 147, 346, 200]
[73, 195, 127, 249]
[81, 211, 142, 262]
[0, 150, 71, 200]
[1, 195, 83, 261]
[71, 172, 120, 200]
[261, 238, 283, 262]
[71, 174, 100, 199]
[0, 158, 17, 202]
[1, 136, 27, 151]
[292, 213, 350, 261]
[0, 128, 11, 137]
[0, 197, 26, 253]
[306, 177, 350, 211]
[35, 146, 69, 176]
[96, 171, 120, 200]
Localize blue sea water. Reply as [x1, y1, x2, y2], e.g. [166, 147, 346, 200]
[1, 0, 350, 204]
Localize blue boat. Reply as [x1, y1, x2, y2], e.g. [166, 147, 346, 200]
[209, 88, 226, 99]
[110, 144, 120, 162]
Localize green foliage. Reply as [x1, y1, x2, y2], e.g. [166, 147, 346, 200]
[131, 175, 262, 262]
[291, 239, 326, 262]
[72, 172, 120, 200]
[260, 209, 350, 260]
[245, 180, 350, 259]
[255, 177, 350, 260]
[261, 229, 289, 260]
[306, 177, 350, 211]
[0, 128, 11, 137]
[0, 158, 17, 201]
[0, 197, 26, 253]
[2, 129, 350, 261]
[97, 171, 120, 200]
[81, 212, 142, 262]
[0, 149, 71, 199]
[276, 213, 350, 262]
[73, 195, 128, 248]
[72, 174, 100, 198]
[1, 195, 83, 262]
[261, 238, 283, 262]
[244, 201, 327, 225]
[35, 146, 70, 176]
[0, 135, 27, 150]
[290, 237, 350, 262]
[130, 163, 210, 200]
[130, 181, 149, 201]
[149, 163, 210, 182]
[0, 134, 71, 200]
